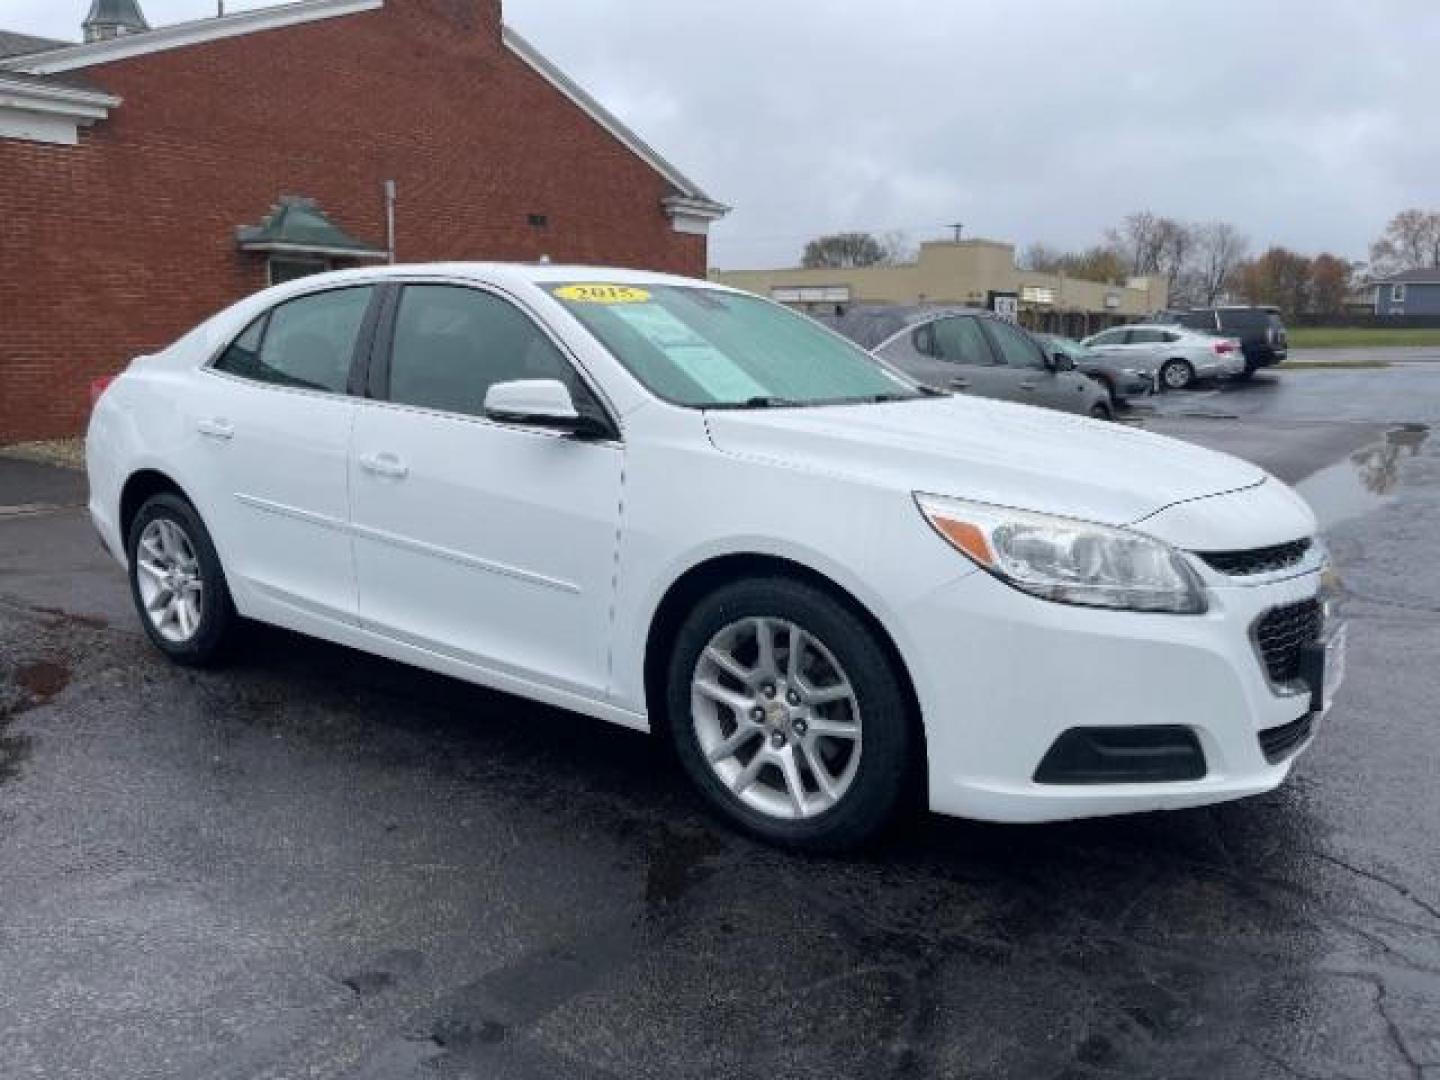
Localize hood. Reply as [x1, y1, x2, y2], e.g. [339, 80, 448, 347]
[705, 396, 1268, 528]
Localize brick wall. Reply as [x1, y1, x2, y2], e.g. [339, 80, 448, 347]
[0, 0, 707, 442]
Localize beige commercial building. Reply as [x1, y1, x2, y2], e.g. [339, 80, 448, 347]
[713, 238, 1168, 337]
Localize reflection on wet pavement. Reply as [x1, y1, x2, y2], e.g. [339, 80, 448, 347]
[1298, 424, 1430, 530]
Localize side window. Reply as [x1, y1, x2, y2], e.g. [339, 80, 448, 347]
[985, 320, 1046, 369]
[214, 287, 373, 394]
[931, 317, 992, 365]
[1088, 329, 1125, 346]
[1162, 331, 1182, 343]
[387, 285, 586, 419]
[1127, 329, 1164, 344]
[214, 316, 265, 377]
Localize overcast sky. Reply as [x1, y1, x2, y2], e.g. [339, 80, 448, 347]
[10, 0, 1439, 269]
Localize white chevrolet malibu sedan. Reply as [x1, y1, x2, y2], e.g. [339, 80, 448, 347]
[87, 264, 1345, 850]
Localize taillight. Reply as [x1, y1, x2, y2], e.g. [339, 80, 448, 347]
[1213, 340, 1238, 355]
[89, 375, 118, 406]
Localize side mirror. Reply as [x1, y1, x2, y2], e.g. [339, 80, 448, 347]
[484, 378, 605, 436]
[1050, 351, 1076, 372]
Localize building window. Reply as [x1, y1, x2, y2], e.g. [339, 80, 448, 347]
[1392, 283, 1406, 304]
[268, 257, 331, 286]
[528, 214, 549, 229]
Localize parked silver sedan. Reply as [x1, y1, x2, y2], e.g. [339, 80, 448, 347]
[821, 306, 1116, 419]
[1081, 323, 1245, 390]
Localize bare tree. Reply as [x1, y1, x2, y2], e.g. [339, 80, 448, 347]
[1369, 209, 1440, 275]
[1018, 242, 1066, 273]
[1192, 221, 1250, 305]
[1106, 211, 1160, 276]
[800, 232, 888, 269]
[877, 230, 917, 266]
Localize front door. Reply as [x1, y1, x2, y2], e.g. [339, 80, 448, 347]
[981, 318, 1093, 413]
[192, 285, 376, 622]
[349, 283, 623, 698]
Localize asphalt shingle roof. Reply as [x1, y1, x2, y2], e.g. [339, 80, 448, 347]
[0, 29, 70, 59]
[1376, 267, 1440, 285]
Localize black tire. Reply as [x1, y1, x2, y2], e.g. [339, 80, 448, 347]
[1089, 400, 1114, 421]
[1234, 365, 1256, 382]
[126, 492, 238, 667]
[665, 576, 917, 852]
[1160, 358, 1195, 391]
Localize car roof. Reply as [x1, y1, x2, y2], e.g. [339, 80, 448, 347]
[253, 261, 745, 297]
[816, 304, 991, 349]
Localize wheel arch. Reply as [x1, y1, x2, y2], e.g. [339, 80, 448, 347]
[119, 468, 197, 544]
[642, 552, 928, 799]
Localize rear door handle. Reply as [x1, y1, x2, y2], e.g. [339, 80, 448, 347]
[1018, 381, 1039, 391]
[949, 378, 970, 391]
[196, 418, 234, 441]
[359, 452, 409, 480]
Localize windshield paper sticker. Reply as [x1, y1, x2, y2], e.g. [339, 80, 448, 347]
[553, 284, 652, 304]
[607, 304, 768, 401]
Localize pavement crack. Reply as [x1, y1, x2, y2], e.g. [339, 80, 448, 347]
[1311, 849, 1440, 925]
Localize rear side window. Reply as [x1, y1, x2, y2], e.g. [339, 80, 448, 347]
[1087, 329, 1126, 346]
[1127, 329, 1166, 344]
[1218, 310, 1270, 333]
[1178, 311, 1218, 331]
[214, 287, 373, 394]
[386, 285, 583, 418]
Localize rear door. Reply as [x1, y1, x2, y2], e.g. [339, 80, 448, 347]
[348, 281, 624, 699]
[194, 285, 377, 623]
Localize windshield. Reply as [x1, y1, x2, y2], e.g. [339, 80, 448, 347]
[550, 283, 923, 408]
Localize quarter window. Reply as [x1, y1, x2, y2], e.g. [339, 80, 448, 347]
[984, 319, 1046, 369]
[213, 287, 373, 394]
[386, 285, 584, 419]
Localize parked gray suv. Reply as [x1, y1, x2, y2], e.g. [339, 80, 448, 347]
[819, 306, 1114, 419]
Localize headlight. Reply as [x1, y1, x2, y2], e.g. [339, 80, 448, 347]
[915, 493, 1208, 614]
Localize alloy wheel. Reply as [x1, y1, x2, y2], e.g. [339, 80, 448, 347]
[1162, 360, 1194, 390]
[691, 617, 862, 821]
[134, 518, 205, 643]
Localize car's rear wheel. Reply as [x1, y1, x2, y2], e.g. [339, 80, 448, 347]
[1160, 359, 1195, 390]
[665, 577, 916, 851]
[127, 492, 237, 666]
[1089, 401, 1113, 421]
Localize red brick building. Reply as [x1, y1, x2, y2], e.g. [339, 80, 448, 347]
[0, 0, 726, 442]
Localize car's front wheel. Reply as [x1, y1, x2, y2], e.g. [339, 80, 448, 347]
[127, 492, 238, 666]
[666, 577, 917, 851]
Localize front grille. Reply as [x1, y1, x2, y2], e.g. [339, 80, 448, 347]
[1254, 599, 1324, 684]
[1199, 538, 1312, 577]
[1259, 714, 1315, 764]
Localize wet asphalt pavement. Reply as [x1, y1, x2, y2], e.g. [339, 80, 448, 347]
[3, 367, 1440, 1079]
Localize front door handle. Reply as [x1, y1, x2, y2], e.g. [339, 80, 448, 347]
[1018, 381, 1039, 391]
[359, 452, 409, 480]
[197, 418, 234, 441]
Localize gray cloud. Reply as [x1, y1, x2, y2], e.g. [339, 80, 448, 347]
[10, 0, 1439, 269]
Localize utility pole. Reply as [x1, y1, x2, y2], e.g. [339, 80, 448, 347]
[218, 1, 226, 15]
[950, 222, 964, 243]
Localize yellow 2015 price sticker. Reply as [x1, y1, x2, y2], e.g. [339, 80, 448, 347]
[553, 284, 652, 304]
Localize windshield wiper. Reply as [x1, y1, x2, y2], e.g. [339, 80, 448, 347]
[716, 396, 802, 409]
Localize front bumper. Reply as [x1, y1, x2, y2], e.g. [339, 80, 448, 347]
[902, 557, 1334, 823]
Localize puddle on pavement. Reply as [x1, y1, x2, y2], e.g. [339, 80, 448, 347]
[1296, 423, 1429, 530]
[0, 658, 72, 783]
